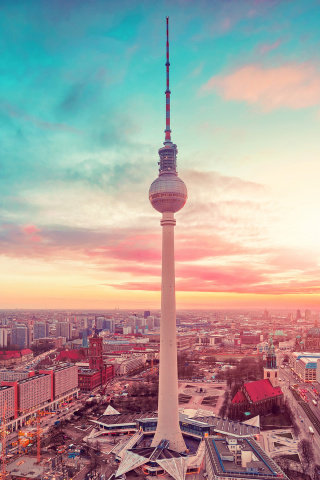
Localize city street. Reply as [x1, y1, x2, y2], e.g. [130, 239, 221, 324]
[277, 361, 320, 464]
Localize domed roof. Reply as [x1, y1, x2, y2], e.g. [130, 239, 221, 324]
[307, 326, 320, 338]
[274, 330, 285, 336]
[149, 173, 187, 213]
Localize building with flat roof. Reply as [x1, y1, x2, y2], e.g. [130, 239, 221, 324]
[17, 374, 52, 415]
[33, 321, 49, 340]
[0, 385, 15, 420]
[93, 411, 260, 439]
[0, 327, 8, 348]
[296, 357, 317, 382]
[39, 364, 78, 399]
[0, 369, 29, 382]
[11, 324, 30, 349]
[290, 352, 320, 378]
[205, 436, 289, 480]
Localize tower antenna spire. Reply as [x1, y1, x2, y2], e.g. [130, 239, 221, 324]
[165, 16, 172, 144]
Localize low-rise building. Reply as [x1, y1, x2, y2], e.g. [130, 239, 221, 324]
[78, 364, 114, 392]
[109, 354, 147, 376]
[296, 357, 317, 382]
[289, 352, 320, 378]
[205, 436, 289, 480]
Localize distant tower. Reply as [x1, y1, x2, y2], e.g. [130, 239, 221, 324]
[264, 336, 279, 387]
[149, 17, 187, 452]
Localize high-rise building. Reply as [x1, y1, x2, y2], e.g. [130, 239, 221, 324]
[34, 321, 49, 340]
[40, 365, 78, 399]
[104, 318, 115, 333]
[0, 386, 15, 421]
[149, 17, 187, 452]
[82, 330, 89, 348]
[56, 321, 71, 340]
[11, 324, 30, 349]
[0, 327, 8, 348]
[144, 310, 151, 319]
[146, 316, 154, 330]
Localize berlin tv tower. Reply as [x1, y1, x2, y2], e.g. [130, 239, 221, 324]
[149, 17, 187, 452]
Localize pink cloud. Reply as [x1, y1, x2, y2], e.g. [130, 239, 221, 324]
[2, 223, 320, 297]
[22, 225, 42, 243]
[202, 62, 320, 110]
[257, 38, 283, 55]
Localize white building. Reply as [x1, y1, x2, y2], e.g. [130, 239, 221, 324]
[110, 354, 147, 376]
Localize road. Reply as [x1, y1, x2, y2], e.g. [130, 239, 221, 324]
[277, 361, 320, 464]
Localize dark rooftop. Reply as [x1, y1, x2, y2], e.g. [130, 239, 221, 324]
[97, 412, 157, 426]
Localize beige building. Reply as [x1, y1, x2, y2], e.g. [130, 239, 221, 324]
[40, 364, 78, 399]
[0, 385, 15, 420]
[18, 374, 51, 415]
[296, 357, 317, 382]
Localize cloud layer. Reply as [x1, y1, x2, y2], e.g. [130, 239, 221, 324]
[202, 63, 320, 110]
[1, 0, 320, 308]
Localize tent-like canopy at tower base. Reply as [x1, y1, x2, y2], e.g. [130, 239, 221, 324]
[157, 456, 189, 480]
[103, 405, 120, 416]
[115, 450, 149, 477]
[242, 415, 260, 428]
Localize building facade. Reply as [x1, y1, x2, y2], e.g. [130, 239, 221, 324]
[0, 327, 8, 348]
[34, 322, 50, 340]
[11, 325, 30, 349]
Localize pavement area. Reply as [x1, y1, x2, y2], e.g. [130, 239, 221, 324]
[260, 429, 300, 459]
[178, 381, 227, 414]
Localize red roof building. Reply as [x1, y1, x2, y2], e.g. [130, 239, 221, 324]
[230, 378, 284, 418]
[55, 350, 86, 362]
[231, 378, 284, 417]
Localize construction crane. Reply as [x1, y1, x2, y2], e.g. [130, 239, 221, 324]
[0, 401, 7, 480]
[36, 412, 42, 464]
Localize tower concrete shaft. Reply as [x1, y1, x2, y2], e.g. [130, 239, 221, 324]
[151, 211, 186, 451]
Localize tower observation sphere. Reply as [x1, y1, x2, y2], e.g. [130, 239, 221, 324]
[149, 173, 187, 213]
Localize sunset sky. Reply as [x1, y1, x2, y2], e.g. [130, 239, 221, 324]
[1, 0, 320, 310]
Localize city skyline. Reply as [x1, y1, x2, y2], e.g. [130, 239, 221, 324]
[1, 0, 320, 309]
